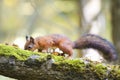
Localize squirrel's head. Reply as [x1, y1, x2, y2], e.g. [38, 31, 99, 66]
[24, 36, 35, 51]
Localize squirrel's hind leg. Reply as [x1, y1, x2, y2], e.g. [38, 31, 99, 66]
[59, 43, 73, 58]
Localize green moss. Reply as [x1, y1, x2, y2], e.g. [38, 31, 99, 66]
[52, 55, 65, 62]
[91, 63, 108, 79]
[0, 44, 38, 60]
[108, 65, 120, 79]
[0, 44, 65, 61]
[54, 59, 85, 74]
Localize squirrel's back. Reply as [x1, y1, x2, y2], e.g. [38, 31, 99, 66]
[35, 34, 73, 49]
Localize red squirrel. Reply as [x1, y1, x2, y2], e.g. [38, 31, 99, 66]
[24, 34, 117, 61]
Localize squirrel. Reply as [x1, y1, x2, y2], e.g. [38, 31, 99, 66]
[24, 34, 118, 61]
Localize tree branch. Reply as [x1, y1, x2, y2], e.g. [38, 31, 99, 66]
[0, 44, 119, 80]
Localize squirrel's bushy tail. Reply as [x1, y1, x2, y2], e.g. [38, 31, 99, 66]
[73, 34, 117, 61]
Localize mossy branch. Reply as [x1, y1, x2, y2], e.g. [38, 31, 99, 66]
[0, 44, 120, 80]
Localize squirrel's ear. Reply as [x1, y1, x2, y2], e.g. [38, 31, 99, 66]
[30, 36, 34, 44]
[26, 35, 30, 41]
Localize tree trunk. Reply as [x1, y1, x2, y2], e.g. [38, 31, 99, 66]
[111, 0, 120, 63]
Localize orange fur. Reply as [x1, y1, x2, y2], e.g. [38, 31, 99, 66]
[24, 34, 118, 61]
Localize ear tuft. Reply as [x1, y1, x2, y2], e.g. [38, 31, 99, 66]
[26, 35, 30, 41]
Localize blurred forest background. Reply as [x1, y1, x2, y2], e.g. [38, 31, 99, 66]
[0, 0, 120, 79]
[0, 0, 120, 60]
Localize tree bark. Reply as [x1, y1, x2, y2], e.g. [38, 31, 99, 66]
[111, 0, 120, 63]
